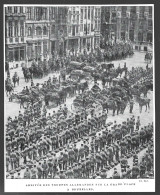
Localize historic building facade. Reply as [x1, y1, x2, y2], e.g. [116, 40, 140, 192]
[101, 6, 153, 44]
[67, 6, 101, 54]
[25, 7, 51, 61]
[5, 6, 102, 62]
[5, 6, 26, 63]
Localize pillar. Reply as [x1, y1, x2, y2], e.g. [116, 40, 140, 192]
[18, 20, 20, 37]
[134, 6, 140, 43]
[12, 21, 15, 37]
[32, 7, 34, 20]
[6, 21, 9, 37]
[126, 6, 131, 40]
[116, 7, 122, 40]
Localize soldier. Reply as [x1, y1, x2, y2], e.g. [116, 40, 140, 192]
[126, 165, 132, 179]
[42, 159, 48, 179]
[54, 171, 60, 179]
[6, 152, 10, 172]
[73, 144, 78, 163]
[37, 162, 43, 179]
[132, 162, 140, 179]
[129, 99, 134, 114]
[58, 152, 64, 171]
[120, 155, 128, 172]
[59, 170, 66, 179]
[23, 167, 31, 179]
[112, 168, 120, 179]
[63, 149, 68, 170]
[31, 164, 37, 179]
[85, 157, 91, 178]
[81, 159, 86, 178]
[73, 163, 79, 179]
[47, 157, 53, 178]
[78, 144, 85, 161]
[68, 147, 75, 166]
[66, 166, 73, 179]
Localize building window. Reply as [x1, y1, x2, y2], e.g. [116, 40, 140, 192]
[68, 26, 71, 34]
[14, 7, 18, 13]
[8, 7, 12, 14]
[35, 7, 43, 20]
[36, 26, 42, 35]
[43, 41, 48, 55]
[80, 24, 83, 32]
[9, 21, 12, 37]
[91, 23, 94, 31]
[20, 7, 23, 13]
[51, 7, 55, 19]
[95, 20, 98, 30]
[81, 9, 83, 21]
[84, 7, 87, 19]
[43, 8, 47, 20]
[84, 23, 87, 34]
[76, 26, 79, 34]
[20, 21, 24, 36]
[88, 7, 90, 19]
[91, 7, 94, 19]
[149, 6, 152, 15]
[28, 27, 32, 36]
[27, 7, 32, 19]
[14, 21, 18, 37]
[43, 26, 47, 35]
[51, 25, 55, 34]
[87, 24, 90, 34]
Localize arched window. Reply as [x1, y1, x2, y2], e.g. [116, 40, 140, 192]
[28, 27, 32, 36]
[43, 26, 47, 35]
[36, 26, 42, 35]
[51, 25, 55, 34]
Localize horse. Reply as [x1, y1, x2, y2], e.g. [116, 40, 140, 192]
[102, 99, 117, 116]
[5, 83, 14, 96]
[145, 52, 152, 63]
[77, 81, 88, 94]
[135, 95, 151, 113]
[12, 75, 19, 87]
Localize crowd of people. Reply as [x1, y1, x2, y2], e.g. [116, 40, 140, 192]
[5, 41, 154, 180]
[6, 92, 154, 179]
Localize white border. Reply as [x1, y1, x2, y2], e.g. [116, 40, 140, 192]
[4, 4, 155, 192]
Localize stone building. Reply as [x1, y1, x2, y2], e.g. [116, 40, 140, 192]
[5, 6, 26, 63]
[25, 7, 51, 61]
[101, 6, 153, 44]
[5, 5, 102, 62]
[67, 6, 101, 55]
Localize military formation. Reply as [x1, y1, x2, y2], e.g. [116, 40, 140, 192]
[5, 41, 154, 179]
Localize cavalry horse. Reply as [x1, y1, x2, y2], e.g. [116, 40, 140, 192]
[145, 52, 152, 63]
[135, 95, 151, 113]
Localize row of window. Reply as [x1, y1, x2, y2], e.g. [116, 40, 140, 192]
[8, 21, 24, 37]
[6, 6, 24, 14]
[68, 22, 100, 35]
[28, 26, 48, 36]
[27, 7, 48, 20]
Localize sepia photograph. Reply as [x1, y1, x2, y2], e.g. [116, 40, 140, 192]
[4, 4, 155, 192]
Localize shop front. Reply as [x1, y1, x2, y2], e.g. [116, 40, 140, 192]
[7, 45, 25, 62]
